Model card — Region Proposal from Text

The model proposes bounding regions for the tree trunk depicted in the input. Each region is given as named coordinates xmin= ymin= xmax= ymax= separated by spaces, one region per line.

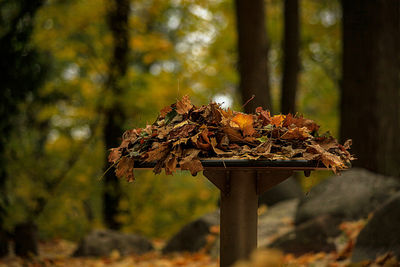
xmin=14 ymin=222 xmax=38 ymax=257
xmin=340 ymin=0 xmax=400 ymax=177
xmin=234 ymin=0 xmax=271 ymax=113
xmin=281 ymin=0 xmax=300 ymax=114
xmin=103 ymin=0 xmax=130 ymax=230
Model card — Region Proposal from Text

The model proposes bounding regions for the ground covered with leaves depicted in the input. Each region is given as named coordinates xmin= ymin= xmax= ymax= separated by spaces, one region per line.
xmin=108 ymin=96 xmax=354 ymax=181
xmin=1 ymin=220 xmax=398 ymax=267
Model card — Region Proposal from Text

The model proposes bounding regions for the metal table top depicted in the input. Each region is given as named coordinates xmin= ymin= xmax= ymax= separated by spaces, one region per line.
xmin=133 ymin=159 xmax=327 ymax=171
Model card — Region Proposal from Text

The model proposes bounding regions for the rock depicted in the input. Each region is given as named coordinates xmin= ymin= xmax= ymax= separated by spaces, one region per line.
xmin=258 ymin=199 xmax=299 ymax=247
xmin=259 ymin=177 xmax=303 ymax=206
xmin=352 ymin=192 xmax=400 ymax=262
xmin=162 ymin=211 xmax=219 ymax=254
xmin=296 ymin=168 xmax=400 ymax=224
xmin=270 ymin=215 xmax=341 ymax=255
xmin=73 ymin=230 xmax=153 ymax=257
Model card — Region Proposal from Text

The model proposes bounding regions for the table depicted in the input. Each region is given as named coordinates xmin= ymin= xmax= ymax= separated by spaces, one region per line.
xmin=136 ymin=159 xmax=325 ymax=267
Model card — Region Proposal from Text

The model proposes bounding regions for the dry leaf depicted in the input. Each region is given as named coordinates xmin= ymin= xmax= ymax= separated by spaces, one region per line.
xmin=115 ymin=157 xmax=135 ymax=182
xmin=281 ymin=127 xmax=311 ymax=140
xmin=271 ymin=114 xmax=286 ymax=127
xmin=230 ymin=113 xmax=256 ymax=136
xmin=176 ymin=95 xmax=193 ymax=115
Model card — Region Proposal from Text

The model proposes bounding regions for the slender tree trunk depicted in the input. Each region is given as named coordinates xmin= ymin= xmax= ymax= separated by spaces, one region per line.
xmin=103 ymin=0 xmax=130 ymax=230
xmin=281 ymin=0 xmax=300 ymax=114
xmin=340 ymin=0 xmax=400 ymax=177
xmin=234 ymin=0 xmax=271 ymax=113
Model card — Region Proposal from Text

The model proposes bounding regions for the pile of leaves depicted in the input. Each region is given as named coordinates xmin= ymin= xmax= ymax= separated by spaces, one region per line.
xmin=108 ymin=96 xmax=354 ymax=181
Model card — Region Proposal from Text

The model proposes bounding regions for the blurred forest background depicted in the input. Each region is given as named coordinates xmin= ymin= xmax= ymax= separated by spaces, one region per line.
xmin=0 ymin=0 xmax=399 ymax=259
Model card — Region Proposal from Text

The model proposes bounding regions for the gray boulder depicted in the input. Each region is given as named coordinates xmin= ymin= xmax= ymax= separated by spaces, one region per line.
xmin=162 ymin=211 xmax=219 ymax=254
xmin=259 ymin=177 xmax=303 ymax=206
xmin=352 ymin=192 xmax=400 ymax=262
xmin=296 ymin=168 xmax=400 ymax=224
xmin=74 ymin=229 xmax=153 ymax=257
xmin=270 ymin=215 xmax=341 ymax=255
xmin=258 ymin=199 xmax=299 ymax=247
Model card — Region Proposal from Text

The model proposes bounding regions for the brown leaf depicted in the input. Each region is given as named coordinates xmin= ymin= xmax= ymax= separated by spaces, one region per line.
xmin=144 ymin=143 xmax=170 ymax=162
xmin=230 ymin=113 xmax=256 ymax=136
xmin=256 ymin=107 xmax=271 ymax=126
xmin=306 ymin=144 xmax=345 ymax=172
xmin=280 ymin=127 xmax=311 ymax=140
xmin=179 ymin=149 xmax=203 ymax=176
xmin=108 ymin=148 xmax=121 ymax=163
xmin=169 ymin=123 xmax=197 ymax=139
xmin=254 ymin=141 xmax=272 ymax=155
xmin=210 ymin=137 xmax=232 ymax=156
xmin=222 ymin=126 xmax=245 ymax=143
xmin=115 ymin=157 xmax=135 ymax=182
xmin=165 ymin=154 xmax=178 ymax=175
xmin=283 ymin=114 xmax=320 ymax=132
xmin=315 ymin=136 xmax=338 ymax=151
xmin=176 ymin=95 xmax=193 ymax=115
xmin=343 ymin=139 xmax=352 ymax=150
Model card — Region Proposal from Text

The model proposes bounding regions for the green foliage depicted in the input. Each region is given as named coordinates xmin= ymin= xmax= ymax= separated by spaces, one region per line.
xmin=3 ymin=0 xmax=341 ymax=240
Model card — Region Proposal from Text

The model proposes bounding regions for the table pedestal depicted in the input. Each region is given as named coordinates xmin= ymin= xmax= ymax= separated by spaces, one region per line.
xmin=203 ymin=169 xmax=293 ymax=267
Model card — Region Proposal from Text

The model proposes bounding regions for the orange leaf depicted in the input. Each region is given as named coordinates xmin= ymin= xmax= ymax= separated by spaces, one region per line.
xmin=271 ymin=114 xmax=286 ymax=127
xmin=230 ymin=113 xmax=256 ymax=136
xmin=159 ymin=105 xmax=172 ymax=118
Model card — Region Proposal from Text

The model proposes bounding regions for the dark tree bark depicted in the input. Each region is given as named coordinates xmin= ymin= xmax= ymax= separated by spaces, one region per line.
xmin=14 ymin=222 xmax=38 ymax=258
xmin=103 ymin=0 xmax=130 ymax=230
xmin=340 ymin=0 xmax=400 ymax=177
xmin=281 ymin=0 xmax=300 ymax=114
xmin=234 ymin=0 xmax=271 ymax=113
xmin=0 ymin=0 xmax=46 ymax=257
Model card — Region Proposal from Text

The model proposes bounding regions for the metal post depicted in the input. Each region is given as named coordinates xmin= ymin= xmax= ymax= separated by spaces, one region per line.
xmin=220 ymin=170 xmax=257 ymax=267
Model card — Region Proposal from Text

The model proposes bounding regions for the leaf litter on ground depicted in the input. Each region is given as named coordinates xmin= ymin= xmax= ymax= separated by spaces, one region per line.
xmin=108 ymin=95 xmax=355 ymax=182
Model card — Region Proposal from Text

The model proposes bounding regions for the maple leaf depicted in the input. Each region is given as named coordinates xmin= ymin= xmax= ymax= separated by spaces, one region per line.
xmin=306 ymin=144 xmax=345 ymax=173
xmin=271 ymin=114 xmax=286 ymax=127
xmin=176 ymin=95 xmax=193 ymax=115
xmin=115 ymin=156 xmax=135 ymax=182
xmin=280 ymin=127 xmax=311 ymax=140
xmin=230 ymin=113 xmax=256 ymax=136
